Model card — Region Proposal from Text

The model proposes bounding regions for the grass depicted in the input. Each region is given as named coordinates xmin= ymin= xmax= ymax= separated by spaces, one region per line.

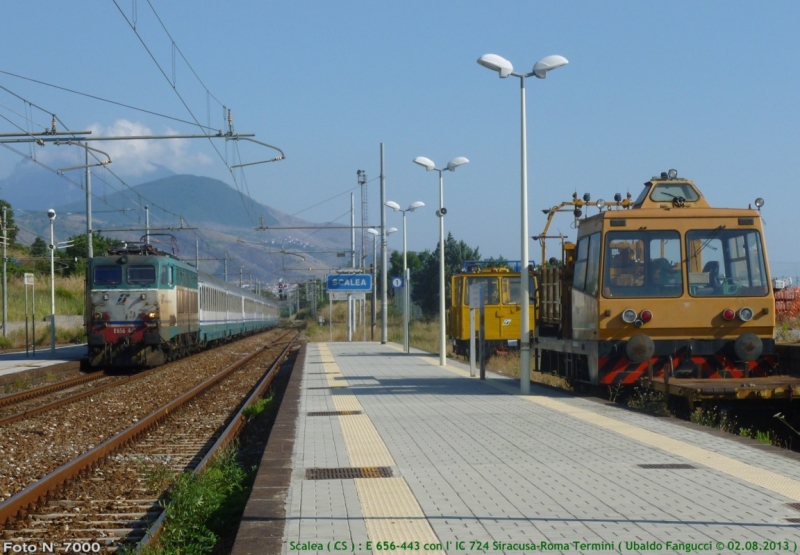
xmin=3 ymin=274 xmax=85 ymax=320
xmin=140 ymin=446 xmax=249 ymax=555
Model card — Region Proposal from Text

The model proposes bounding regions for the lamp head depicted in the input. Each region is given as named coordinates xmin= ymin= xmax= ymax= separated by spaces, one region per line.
xmin=413 ymin=156 xmax=436 ymax=171
xmin=408 ymin=201 xmax=425 ymax=212
xmin=532 ymin=55 xmax=569 ymax=79
xmin=477 ymin=54 xmax=513 ymax=78
xmin=446 ymin=157 xmax=469 ymax=171
xmin=367 ymin=228 xmax=380 ymax=236
xmin=47 ymin=209 xmax=56 ymax=221
xmin=385 ymin=201 xmax=401 ymax=211
xmin=387 ymin=227 xmax=398 ymax=235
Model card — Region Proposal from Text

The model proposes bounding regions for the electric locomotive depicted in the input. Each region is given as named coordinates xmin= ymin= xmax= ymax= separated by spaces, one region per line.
xmin=535 ymin=170 xmax=777 ymax=388
xmin=448 ymin=261 xmax=536 ymax=357
xmin=87 ymin=241 xmax=278 ymax=368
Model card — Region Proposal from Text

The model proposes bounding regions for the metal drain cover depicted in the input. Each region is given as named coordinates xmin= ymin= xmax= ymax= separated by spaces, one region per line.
xmin=307 ymin=411 xmax=362 ymax=417
xmin=305 ymin=467 xmax=393 ymax=480
xmin=637 ymin=464 xmax=697 ymax=469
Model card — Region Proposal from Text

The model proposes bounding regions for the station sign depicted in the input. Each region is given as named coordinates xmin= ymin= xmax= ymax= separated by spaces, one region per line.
xmin=327 ymin=274 xmax=372 ymax=291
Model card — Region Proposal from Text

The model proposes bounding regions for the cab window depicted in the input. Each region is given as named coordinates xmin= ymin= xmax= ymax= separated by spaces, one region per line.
xmin=93 ymin=265 xmax=122 ymax=286
xmin=128 ymin=265 xmax=156 ymax=285
xmin=465 ymin=276 xmax=500 ymax=306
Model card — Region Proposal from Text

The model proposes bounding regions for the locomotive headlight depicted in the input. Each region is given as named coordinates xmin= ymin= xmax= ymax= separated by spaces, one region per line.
xmin=738 ymin=307 xmax=754 ymax=322
xmin=93 ymin=312 xmax=103 ymax=321
xmin=596 ymin=199 xmax=606 ymax=210
xmin=141 ymin=311 xmax=159 ymax=320
xmin=722 ymin=308 xmax=736 ymax=321
xmin=622 ymin=309 xmax=637 ymax=324
xmin=668 ymin=169 xmax=678 ymax=179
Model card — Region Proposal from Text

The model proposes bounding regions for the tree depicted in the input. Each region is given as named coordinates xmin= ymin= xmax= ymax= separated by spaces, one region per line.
xmin=0 ymin=199 xmax=18 ymax=245
xmin=30 ymin=237 xmax=47 ymax=258
xmin=63 ymin=233 xmax=118 ymax=275
xmin=411 ymin=233 xmax=480 ymax=318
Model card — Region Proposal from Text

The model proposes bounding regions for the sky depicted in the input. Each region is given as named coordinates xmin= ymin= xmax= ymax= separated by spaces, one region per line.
xmin=1 ymin=1 xmax=800 ymax=279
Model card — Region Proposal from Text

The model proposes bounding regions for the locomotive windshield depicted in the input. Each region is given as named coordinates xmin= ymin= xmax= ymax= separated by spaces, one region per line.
xmin=601 ymin=230 xmax=683 ymax=298
xmin=127 ymin=265 xmax=157 ymax=285
xmin=93 ymin=265 xmax=123 ymax=286
xmin=686 ymin=229 xmax=768 ymax=297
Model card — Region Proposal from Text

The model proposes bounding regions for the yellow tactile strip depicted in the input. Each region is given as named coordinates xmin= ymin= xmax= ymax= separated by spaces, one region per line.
xmin=398 ymin=344 xmax=800 ymax=503
xmin=355 ymin=477 xmax=446 ymax=555
xmin=311 ymin=344 xmax=444 ymax=553
xmin=338 ymin=414 xmax=395 ymax=468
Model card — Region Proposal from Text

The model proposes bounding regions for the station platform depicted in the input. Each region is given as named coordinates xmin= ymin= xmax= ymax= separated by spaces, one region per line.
xmin=233 ymin=342 xmax=800 ymax=555
xmin=0 ymin=344 xmax=86 ymax=383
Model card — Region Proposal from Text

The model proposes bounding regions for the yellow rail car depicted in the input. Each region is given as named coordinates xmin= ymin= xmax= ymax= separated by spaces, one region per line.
xmin=536 ymin=170 xmax=782 ymax=393
xmin=448 ymin=261 xmax=536 ymax=357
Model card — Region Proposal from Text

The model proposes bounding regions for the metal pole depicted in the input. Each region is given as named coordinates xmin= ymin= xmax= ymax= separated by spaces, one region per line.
xmin=519 ymin=75 xmax=531 ymax=395
xmin=2 ymin=207 xmax=7 ymax=337
xmin=438 ymin=169 xmax=447 ymax=366
xmin=50 ymin=214 xmax=56 ymax=353
xmin=85 ymin=146 xmax=93 ymax=258
xmin=371 ymin=236 xmax=377 ymax=340
xmin=380 ymin=143 xmax=388 ymax=344
xmin=402 ymin=213 xmax=407 ymax=348
xmin=145 ymin=205 xmax=150 ymax=244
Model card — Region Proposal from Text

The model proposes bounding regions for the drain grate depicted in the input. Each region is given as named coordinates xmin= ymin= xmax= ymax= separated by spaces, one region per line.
xmin=788 ymin=503 xmax=800 ymax=512
xmin=308 ymin=410 xmax=362 ymax=417
xmin=306 ymin=467 xmax=393 ymax=480
xmin=786 ymin=518 xmax=800 ymax=523
xmin=637 ymin=464 xmax=697 ymax=469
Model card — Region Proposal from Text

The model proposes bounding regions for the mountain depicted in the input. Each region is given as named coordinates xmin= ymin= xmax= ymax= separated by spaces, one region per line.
xmin=5 ymin=171 xmax=355 ymax=283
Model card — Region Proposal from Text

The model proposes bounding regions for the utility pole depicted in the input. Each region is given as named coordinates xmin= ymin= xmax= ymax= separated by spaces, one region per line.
xmin=2 ymin=207 xmax=7 ymax=337
xmin=380 ymin=143 xmax=388 ymax=344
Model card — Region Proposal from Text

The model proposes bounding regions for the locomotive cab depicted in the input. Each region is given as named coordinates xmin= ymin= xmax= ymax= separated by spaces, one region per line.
xmin=536 ymin=170 xmax=776 ymax=386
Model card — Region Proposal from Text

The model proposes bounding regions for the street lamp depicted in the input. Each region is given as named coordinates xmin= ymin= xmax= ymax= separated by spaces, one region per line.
xmin=413 ymin=155 xmax=469 ymax=366
xmin=47 ymin=208 xmax=56 ymax=353
xmin=368 ymin=227 xmax=397 ymax=340
xmin=477 ymin=52 xmax=568 ymax=394
xmin=385 ymin=200 xmax=424 ymax=352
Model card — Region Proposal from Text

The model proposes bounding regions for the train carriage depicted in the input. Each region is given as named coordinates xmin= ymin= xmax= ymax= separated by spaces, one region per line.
xmin=88 ymin=242 xmax=279 ymax=368
xmin=535 ymin=170 xmax=778 ymax=387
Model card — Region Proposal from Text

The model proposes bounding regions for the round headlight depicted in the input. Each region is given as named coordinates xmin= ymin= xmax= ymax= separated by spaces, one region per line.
xmin=596 ymin=199 xmax=606 ymax=210
xmin=722 ymin=308 xmax=736 ymax=321
xmin=668 ymin=169 xmax=678 ymax=179
xmin=755 ymin=198 xmax=765 ymax=208
xmin=622 ymin=309 xmax=637 ymax=324
xmin=738 ymin=307 xmax=754 ymax=322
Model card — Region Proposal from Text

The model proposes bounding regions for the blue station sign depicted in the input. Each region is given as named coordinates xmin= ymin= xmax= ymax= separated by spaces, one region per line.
xmin=326 ymin=274 xmax=372 ymax=291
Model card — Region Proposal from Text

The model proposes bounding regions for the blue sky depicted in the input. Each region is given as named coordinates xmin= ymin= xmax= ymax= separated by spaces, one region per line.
xmin=2 ymin=1 xmax=799 ymax=279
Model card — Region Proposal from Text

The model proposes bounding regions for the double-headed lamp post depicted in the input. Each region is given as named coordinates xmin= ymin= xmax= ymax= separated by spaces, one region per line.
xmin=47 ymin=208 xmax=56 ymax=353
xmin=477 ymin=52 xmax=568 ymax=395
xmin=413 ymin=155 xmax=469 ymax=366
xmin=385 ymin=200 xmax=424 ymax=353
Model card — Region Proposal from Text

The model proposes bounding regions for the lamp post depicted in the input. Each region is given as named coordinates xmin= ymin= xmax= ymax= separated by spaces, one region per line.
xmin=368 ymin=227 xmax=397 ymax=341
xmin=413 ymin=155 xmax=469 ymax=366
xmin=477 ymin=52 xmax=568 ymax=394
xmin=385 ymin=200 xmax=424 ymax=353
xmin=47 ymin=209 xmax=56 ymax=353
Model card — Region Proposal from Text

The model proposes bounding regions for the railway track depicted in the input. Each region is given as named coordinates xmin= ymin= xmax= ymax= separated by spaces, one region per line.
xmin=0 ymin=329 xmax=300 ymax=551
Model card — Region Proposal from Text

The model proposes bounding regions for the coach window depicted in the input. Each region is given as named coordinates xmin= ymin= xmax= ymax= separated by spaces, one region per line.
xmin=502 ymin=277 xmax=519 ymax=304
xmin=573 ymin=236 xmax=589 ymax=292
xmin=93 ymin=265 xmax=122 ymax=286
xmin=128 ymin=265 xmax=156 ymax=285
